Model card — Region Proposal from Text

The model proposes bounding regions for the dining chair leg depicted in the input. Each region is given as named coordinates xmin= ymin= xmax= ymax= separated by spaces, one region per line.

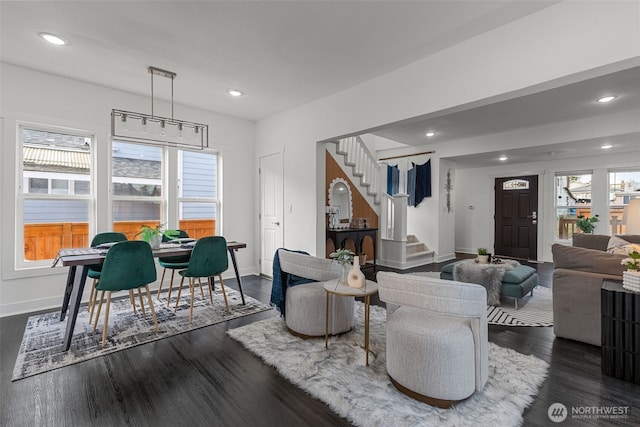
xmin=144 ymin=286 xmax=159 ymax=332
xmin=136 ymin=288 xmax=147 ymax=319
xmin=198 ymin=278 xmax=205 ymax=299
xmin=218 ymin=275 xmax=230 ymax=312
xmin=88 ymin=280 xmax=99 ymax=323
xmin=166 ymin=269 xmax=176 ymax=302
xmin=129 ymin=290 xmax=137 ymax=314
xmin=101 ymin=291 xmax=112 ymax=348
xmin=207 ymin=276 xmax=213 ymax=304
xmin=189 ymin=278 xmax=195 ymax=323
xmin=93 ymin=290 xmax=105 ymax=332
xmin=166 ymin=270 xmax=177 ymax=306
xmin=174 ymin=276 xmax=185 ymax=312
xmin=157 ymin=267 xmax=168 ymax=298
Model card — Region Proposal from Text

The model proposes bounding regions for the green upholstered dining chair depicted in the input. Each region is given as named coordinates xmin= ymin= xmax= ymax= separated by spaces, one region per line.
xmin=87 ymin=232 xmax=128 ymax=323
xmin=174 ymin=236 xmax=230 ymax=322
xmin=91 ymin=240 xmax=159 ymax=347
xmin=157 ymin=229 xmax=196 ymax=305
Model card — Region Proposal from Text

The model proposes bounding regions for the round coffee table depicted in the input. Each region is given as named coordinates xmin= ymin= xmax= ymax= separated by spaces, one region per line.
xmin=324 ymin=280 xmax=378 ymax=366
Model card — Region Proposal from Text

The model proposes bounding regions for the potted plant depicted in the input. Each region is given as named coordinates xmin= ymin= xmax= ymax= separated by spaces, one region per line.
xmin=576 ymin=214 xmax=599 ymax=234
xmin=329 ymin=248 xmax=355 ymax=285
xmin=477 ymin=248 xmax=490 ymax=264
xmin=135 ymin=224 xmax=180 ymax=249
xmin=621 ymin=246 xmax=640 ymax=292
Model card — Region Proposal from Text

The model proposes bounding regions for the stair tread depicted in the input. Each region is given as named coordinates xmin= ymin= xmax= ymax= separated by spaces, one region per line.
xmin=406 ymin=250 xmax=435 ymax=259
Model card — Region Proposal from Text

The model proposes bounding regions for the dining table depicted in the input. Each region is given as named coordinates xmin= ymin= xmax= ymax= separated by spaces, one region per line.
xmin=52 ymin=239 xmax=247 ymax=351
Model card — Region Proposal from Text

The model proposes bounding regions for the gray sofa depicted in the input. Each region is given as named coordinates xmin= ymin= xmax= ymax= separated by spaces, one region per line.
xmin=551 ymin=234 xmax=640 ymax=346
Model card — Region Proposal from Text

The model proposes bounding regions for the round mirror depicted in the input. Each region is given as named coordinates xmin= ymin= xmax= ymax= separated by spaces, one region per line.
xmin=328 ymin=178 xmax=352 ymax=228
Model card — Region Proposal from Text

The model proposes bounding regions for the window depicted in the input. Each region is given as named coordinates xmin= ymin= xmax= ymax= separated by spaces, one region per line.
xmin=555 ymin=172 xmax=592 ymax=240
xmin=609 ymin=169 xmax=640 ymax=234
xmin=111 ymin=141 xmax=163 ymax=239
xmin=178 ymin=150 xmax=218 ymax=237
xmin=19 ymin=126 xmax=93 ymax=264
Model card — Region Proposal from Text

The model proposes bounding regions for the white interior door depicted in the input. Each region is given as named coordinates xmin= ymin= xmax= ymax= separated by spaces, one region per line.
xmin=260 ymin=152 xmax=283 ymax=277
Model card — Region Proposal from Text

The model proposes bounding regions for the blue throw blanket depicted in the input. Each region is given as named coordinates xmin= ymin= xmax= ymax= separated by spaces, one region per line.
xmin=269 ymin=248 xmax=316 ymax=317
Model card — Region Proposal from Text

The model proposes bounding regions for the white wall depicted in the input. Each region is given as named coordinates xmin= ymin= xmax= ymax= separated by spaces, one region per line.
xmin=255 ymin=1 xmax=640 ymax=258
xmin=454 ymin=150 xmax=640 ymax=263
xmin=0 ymin=64 xmax=256 ymax=316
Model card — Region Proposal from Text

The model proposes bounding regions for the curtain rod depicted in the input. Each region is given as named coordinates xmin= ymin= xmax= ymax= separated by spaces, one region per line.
xmin=379 ymin=150 xmax=435 ymax=161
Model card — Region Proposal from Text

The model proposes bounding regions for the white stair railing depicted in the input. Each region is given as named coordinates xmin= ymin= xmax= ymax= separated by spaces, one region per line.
xmin=333 ymin=136 xmax=381 ymax=204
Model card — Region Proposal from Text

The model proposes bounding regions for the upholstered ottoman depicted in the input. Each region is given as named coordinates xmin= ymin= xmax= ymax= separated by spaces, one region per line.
xmin=285 ymin=281 xmax=354 ymax=338
xmin=440 ymin=261 xmax=538 ymax=309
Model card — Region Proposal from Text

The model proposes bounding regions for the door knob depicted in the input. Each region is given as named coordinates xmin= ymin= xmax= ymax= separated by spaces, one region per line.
xmin=273 ymin=221 xmax=280 ymax=226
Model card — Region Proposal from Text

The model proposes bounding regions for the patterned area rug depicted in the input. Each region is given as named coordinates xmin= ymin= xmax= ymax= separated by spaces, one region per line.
xmin=228 ymin=302 xmax=549 ymax=427
xmin=12 ymin=287 xmax=271 ymax=381
xmin=489 ymin=286 xmax=553 ymax=327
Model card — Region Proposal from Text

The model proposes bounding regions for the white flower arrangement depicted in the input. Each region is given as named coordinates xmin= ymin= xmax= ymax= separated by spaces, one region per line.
xmin=620 ymin=244 xmax=640 ymax=271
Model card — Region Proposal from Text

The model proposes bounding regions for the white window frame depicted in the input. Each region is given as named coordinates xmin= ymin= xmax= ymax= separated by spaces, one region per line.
xmin=554 ymin=170 xmax=593 ymax=241
xmin=176 ymin=148 xmax=221 ymax=235
xmin=16 ymin=122 xmax=95 ymax=269
xmin=111 ymin=140 xmax=165 ymax=227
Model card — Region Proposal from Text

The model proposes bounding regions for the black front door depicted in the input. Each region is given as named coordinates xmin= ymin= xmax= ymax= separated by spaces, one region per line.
xmin=494 ymin=175 xmax=538 ymax=260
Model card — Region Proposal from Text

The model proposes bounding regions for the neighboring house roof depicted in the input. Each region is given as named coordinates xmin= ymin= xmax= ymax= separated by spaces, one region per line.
xmin=23 ymin=145 xmax=160 ymax=179
xmin=23 ymin=145 xmax=90 ymax=171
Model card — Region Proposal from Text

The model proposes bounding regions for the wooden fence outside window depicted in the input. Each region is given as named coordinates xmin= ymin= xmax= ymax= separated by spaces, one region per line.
xmin=24 ymin=219 xmax=215 ymax=261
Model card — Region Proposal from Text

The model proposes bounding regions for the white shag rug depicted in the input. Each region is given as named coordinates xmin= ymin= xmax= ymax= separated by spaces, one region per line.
xmin=228 ymin=302 xmax=549 ymax=427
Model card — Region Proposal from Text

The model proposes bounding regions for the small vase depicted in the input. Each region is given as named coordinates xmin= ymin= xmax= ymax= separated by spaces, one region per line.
xmin=622 ymin=270 xmax=640 ymax=293
xmin=348 ymin=261 xmax=366 ymax=289
xmin=148 ymin=234 xmax=162 ymax=249
xmin=478 ymin=255 xmax=489 ymax=264
xmin=339 ymin=264 xmax=350 ymax=286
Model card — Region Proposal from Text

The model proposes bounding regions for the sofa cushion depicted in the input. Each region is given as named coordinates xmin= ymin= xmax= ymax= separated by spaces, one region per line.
xmin=552 ymin=243 xmax=626 ymax=276
xmin=573 ymin=234 xmax=640 ymax=251
xmin=606 ymin=236 xmax=640 ymax=255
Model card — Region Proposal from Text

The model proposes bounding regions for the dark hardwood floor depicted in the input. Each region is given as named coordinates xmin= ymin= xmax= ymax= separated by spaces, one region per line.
xmin=1 ymin=258 xmax=639 ymax=426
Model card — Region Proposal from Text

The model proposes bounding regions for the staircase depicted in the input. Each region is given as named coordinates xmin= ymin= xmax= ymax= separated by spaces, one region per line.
xmin=329 ymin=137 xmax=434 ymax=269
xmin=378 ymin=193 xmax=434 ymax=269
xmin=334 ymin=136 xmax=381 ymax=205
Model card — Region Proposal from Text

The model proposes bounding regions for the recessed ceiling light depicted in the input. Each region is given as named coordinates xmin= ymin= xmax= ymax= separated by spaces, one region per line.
xmin=499 ymin=155 xmax=508 ymax=161
xmin=425 ymin=131 xmax=436 ymax=137
xmin=601 ymin=143 xmax=613 ymax=149
xmin=228 ymin=89 xmax=243 ymax=97
xmin=596 ymin=95 xmax=616 ymax=103
xmin=39 ymin=32 xmax=68 ymax=46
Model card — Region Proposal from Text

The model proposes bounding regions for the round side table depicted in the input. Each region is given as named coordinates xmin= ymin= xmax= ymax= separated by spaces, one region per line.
xmin=324 ymin=280 xmax=378 ymax=366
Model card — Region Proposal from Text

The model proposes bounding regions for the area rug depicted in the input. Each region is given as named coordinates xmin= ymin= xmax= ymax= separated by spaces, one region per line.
xmin=228 ymin=302 xmax=549 ymax=427
xmin=489 ymin=286 xmax=553 ymax=327
xmin=12 ymin=287 xmax=271 ymax=381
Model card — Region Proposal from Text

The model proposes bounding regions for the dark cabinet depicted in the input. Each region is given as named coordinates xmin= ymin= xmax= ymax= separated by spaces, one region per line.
xmin=601 ymin=280 xmax=640 ymax=384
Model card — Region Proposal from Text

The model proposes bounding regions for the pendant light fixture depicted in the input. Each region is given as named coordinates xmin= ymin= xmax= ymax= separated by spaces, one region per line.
xmin=111 ymin=66 xmax=208 ymax=149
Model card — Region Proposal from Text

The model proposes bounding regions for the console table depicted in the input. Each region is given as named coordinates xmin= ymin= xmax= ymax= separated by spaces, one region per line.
xmin=601 ymin=280 xmax=640 ymax=384
xmin=326 ymin=228 xmax=377 ymax=270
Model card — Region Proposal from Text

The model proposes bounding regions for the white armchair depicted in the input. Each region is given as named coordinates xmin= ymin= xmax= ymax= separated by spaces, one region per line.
xmin=376 ymin=271 xmax=488 ymax=408
xmin=278 ymin=250 xmax=354 ymax=337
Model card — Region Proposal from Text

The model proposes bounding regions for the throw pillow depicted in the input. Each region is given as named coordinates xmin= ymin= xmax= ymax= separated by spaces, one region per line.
xmin=607 ymin=236 xmax=630 ymax=254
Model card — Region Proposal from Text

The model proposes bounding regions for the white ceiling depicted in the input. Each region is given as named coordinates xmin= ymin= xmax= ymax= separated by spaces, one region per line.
xmin=1 ymin=1 xmax=556 ymax=121
xmin=1 ymin=1 xmax=637 ymax=168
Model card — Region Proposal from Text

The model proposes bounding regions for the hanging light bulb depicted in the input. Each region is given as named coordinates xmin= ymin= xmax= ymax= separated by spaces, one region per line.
xmin=121 ymin=114 xmax=128 ymax=132
xmin=160 ymin=120 xmax=166 ymax=136
xmin=178 ymin=123 xmax=183 ymax=139
xmin=141 ymin=117 xmax=147 ymax=134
